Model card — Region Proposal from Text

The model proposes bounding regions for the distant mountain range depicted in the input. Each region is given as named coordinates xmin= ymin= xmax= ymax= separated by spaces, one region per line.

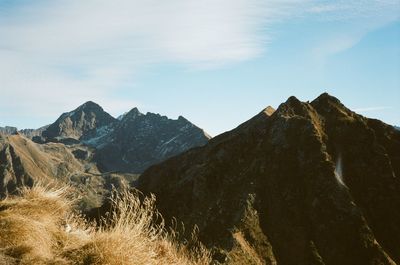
xmin=0 ymin=126 xmax=17 ymax=135
xmin=1 ymin=101 xmax=210 ymax=175
xmin=1 ymin=94 xmax=399 ymax=264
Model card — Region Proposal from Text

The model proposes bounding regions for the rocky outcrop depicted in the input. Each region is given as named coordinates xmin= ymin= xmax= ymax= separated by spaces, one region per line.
xmin=30 ymin=102 xmax=210 ymax=174
xmin=41 ymin=101 xmax=117 ymax=142
xmin=138 ymin=93 xmax=400 ymax=265
xmin=0 ymin=126 xmax=17 ymax=135
xmin=20 ymin=125 xmax=49 ymax=139
xmin=94 ymin=107 xmax=211 ymax=173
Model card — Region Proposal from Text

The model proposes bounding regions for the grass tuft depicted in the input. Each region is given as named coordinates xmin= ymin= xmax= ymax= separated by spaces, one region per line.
xmin=0 ymin=185 xmax=211 ymax=265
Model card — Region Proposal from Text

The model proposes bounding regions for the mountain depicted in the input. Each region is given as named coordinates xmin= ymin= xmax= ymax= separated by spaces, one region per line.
xmin=9 ymin=101 xmax=210 ymax=174
xmin=0 ymin=133 xmax=85 ymax=194
xmin=138 ymin=93 xmax=400 ymax=265
xmin=94 ymin=107 xmax=211 ymax=173
xmin=0 ymin=133 xmax=135 ymax=211
xmin=20 ymin=125 xmax=50 ymax=139
xmin=0 ymin=126 xmax=17 ymax=135
xmin=40 ymin=101 xmax=117 ymax=143
xmin=0 ymin=125 xmax=48 ymax=138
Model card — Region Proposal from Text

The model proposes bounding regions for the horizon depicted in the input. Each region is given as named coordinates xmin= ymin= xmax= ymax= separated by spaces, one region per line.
xmin=1 ymin=92 xmax=398 ymax=137
xmin=1 ymin=1 xmax=399 ymax=136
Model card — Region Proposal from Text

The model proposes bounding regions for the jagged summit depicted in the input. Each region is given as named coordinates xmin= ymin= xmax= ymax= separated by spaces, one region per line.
xmin=312 ymin=92 xmax=344 ymax=106
xmin=121 ymin=107 xmax=143 ymax=122
xmin=95 ymin=108 xmax=210 ymax=173
xmin=312 ymin=92 xmax=341 ymax=104
xmin=28 ymin=101 xmax=211 ymax=173
xmin=41 ymin=101 xmax=116 ymax=142
xmin=57 ymin=101 xmax=106 ymax=120
xmin=262 ymin=106 xmax=275 ymax=116
xmin=178 ymin=115 xmax=189 ymax=122
xmin=79 ymin=100 xmax=102 ymax=108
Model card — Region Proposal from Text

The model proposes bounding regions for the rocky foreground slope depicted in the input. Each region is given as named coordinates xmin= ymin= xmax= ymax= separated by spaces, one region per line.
xmin=138 ymin=93 xmax=400 ymax=265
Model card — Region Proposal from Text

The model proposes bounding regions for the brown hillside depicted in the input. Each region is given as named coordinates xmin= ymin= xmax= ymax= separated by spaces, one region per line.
xmin=138 ymin=93 xmax=400 ymax=265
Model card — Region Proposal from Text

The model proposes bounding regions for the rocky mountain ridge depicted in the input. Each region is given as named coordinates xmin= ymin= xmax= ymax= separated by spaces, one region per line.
xmin=138 ymin=93 xmax=400 ymax=265
xmin=0 ymin=126 xmax=17 ymax=135
xmin=1 ymin=101 xmax=210 ymax=176
xmin=94 ymin=107 xmax=211 ymax=173
xmin=1 ymin=94 xmax=399 ymax=264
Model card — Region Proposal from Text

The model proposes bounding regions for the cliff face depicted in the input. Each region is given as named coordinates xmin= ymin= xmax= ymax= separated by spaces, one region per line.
xmin=34 ymin=102 xmax=210 ymax=174
xmin=41 ymin=101 xmax=117 ymax=142
xmin=0 ymin=126 xmax=18 ymax=135
xmin=94 ymin=108 xmax=210 ymax=174
xmin=138 ymin=93 xmax=400 ymax=265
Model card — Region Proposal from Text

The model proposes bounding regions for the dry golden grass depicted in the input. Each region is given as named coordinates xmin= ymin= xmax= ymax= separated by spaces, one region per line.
xmin=228 ymin=232 xmax=264 ymax=265
xmin=0 ymin=185 xmax=211 ymax=265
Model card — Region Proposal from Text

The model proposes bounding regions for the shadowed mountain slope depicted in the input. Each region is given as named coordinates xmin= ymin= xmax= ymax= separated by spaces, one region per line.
xmin=94 ymin=107 xmax=211 ymax=173
xmin=138 ymin=93 xmax=400 ymax=265
xmin=32 ymin=102 xmax=210 ymax=174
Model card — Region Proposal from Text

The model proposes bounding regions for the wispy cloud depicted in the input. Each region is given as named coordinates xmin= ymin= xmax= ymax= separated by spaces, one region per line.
xmin=353 ymin=106 xmax=393 ymax=113
xmin=0 ymin=0 xmax=399 ymax=127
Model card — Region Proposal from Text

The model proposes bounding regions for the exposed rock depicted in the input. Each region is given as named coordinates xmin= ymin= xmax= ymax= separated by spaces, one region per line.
xmin=20 ymin=125 xmax=50 ymax=139
xmin=93 ymin=107 xmax=210 ymax=173
xmin=41 ymin=101 xmax=117 ymax=142
xmin=32 ymin=102 xmax=210 ymax=174
xmin=0 ymin=126 xmax=17 ymax=135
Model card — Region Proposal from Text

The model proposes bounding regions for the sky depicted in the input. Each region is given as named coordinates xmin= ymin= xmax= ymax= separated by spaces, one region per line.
xmin=0 ymin=0 xmax=399 ymax=136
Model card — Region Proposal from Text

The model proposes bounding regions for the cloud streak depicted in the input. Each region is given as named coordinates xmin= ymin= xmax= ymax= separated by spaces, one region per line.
xmin=353 ymin=106 xmax=393 ymax=113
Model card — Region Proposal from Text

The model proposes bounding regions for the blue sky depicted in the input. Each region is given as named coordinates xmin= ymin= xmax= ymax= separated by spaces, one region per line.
xmin=0 ymin=0 xmax=399 ymax=136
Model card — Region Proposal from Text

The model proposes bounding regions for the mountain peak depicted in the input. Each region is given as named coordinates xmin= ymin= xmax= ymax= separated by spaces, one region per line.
xmin=262 ymin=106 xmax=275 ymax=116
xmin=178 ymin=115 xmax=189 ymax=122
xmin=311 ymin=92 xmax=353 ymax=118
xmin=312 ymin=92 xmax=341 ymax=106
xmin=95 ymin=109 xmax=210 ymax=173
xmin=75 ymin=101 xmax=104 ymax=113
xmin=139 ymin=94 xmax=400 ymax=265
xmin=275 ymin=95 xmax=309 ymax=117
xmin=121 ymin=107 xmax=143 ymax=121
xmin=42 ymin=101 xmax=116 ymax=141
